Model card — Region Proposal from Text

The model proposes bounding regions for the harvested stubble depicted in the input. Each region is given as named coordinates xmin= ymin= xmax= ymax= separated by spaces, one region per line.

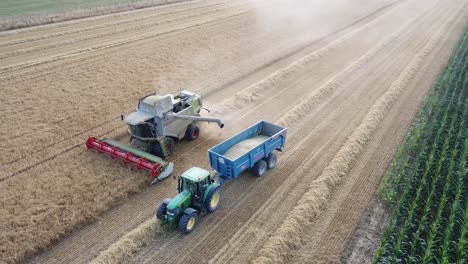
xmin=0 ymin=151 xmax=149 ymax=264
xmin=252 ymin=21 xmax=445 ymax=264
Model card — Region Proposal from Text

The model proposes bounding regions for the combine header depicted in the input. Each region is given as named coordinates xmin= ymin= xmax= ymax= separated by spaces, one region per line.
xmin=86 ymin=137 xmax=174 ymax=184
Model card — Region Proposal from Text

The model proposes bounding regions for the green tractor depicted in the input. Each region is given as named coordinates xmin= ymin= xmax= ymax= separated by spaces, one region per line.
xmin=156 ymin=167 xmax=222 ymax=234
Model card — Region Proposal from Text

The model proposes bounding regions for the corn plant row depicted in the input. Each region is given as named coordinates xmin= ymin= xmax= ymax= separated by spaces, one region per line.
xmin=378 ymin=29 xmax=468 ymax=202
xmin=373 ymin=27 xmax=468 ymax=263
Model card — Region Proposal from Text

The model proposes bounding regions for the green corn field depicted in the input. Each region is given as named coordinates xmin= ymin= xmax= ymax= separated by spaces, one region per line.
xmin=374 ymin=26 xmax=468 ymax=264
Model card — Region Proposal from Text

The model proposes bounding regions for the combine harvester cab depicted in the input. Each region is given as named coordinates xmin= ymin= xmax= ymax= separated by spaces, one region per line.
xmin=122 ymin=90 xmax=224 ymax=159
xmin=85 ymin=137 xmax=174 ymax=185
xmin=156 ymin=120 xmax=287 ymax=233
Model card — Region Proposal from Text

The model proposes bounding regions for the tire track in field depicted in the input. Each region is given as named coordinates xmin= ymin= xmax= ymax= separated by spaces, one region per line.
xmin=0 ymin=1 xmax=247 ymax=59
xmin=0 ymin=7 xmax=250 ymax=74
xmin=0 ymin=0 xmax=229 ymax=48
xmin=0 ymin=0 xmax=209 ymax=38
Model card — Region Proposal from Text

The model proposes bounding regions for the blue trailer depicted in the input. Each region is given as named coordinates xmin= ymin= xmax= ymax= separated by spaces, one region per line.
xmin=156 ymin=121 xmax=287 ymax=234
xmin=208 ymin=120 xmax=287 ymax=183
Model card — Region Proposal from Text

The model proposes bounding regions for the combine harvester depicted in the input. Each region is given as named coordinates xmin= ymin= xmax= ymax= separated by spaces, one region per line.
xmin=86 ymin=90 xmax=224 ymax=184
xmin=156 ymin=120 xmax=287 ymax=233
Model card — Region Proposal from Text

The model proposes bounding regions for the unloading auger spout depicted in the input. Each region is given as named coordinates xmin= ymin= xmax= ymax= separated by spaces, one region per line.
xmin=167 ymin=112 xmax=224 ymax=128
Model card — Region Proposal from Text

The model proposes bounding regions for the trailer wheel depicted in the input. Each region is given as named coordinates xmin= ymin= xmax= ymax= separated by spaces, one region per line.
xmin=205 ymin=186 xmax=222 ymax=213
xmin=185 ymin=125 xmax=200 ymax=141
xmin=265 ymin=153 xmax=277 ymax=169
xmin=156 ymin=198 xmax=171 ymax=220
xmin=178 ymin=208 xmax=199 ymax=234
xmin=253 ymin=160 xmax=268 ymax=177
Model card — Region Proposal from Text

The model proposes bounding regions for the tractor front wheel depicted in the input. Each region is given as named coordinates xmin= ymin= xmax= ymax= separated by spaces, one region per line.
xmin=205 ymin=186 xmax=222 ymax=213
xmin=185 ymin=125 xmax=200 ymax=141
xmin=156 ymin=198 xmax=171 ymax=220
xmin=178 ymin=208 xmax=199 ymax=234
xmin=253 ymin=160 xmax=268 ymax=177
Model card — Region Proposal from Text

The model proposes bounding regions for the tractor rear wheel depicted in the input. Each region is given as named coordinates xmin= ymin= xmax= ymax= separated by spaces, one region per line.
xmin=185 ymin=125 xmax=200 ymax=141
xmin=156 ymin=198 xmax=171 ymax=220
xmin=178 ymin=208 xmax=199 ymax=234
xmin=253 ymin=160 xmax=268 ymax=177
xmin=205 ymin=186 xmax=222 ymax=213
xmin=265 ymin=153 xmax=277 ymax=169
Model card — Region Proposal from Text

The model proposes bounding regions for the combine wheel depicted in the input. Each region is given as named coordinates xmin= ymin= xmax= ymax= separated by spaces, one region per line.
xmin=178 ymin=208 xmax=199 ymax=234
xmin=265 ymin=153 xmax=277 ymax=169
xmin=153 ymin=137 xmax=175 ymax=158
xmin=253 ymin=160 xmax=268 ymax=177
xmin=165 ymin=137 xmax=175 ymax=156
xmin=205 ymin=186 xmax=222 ymax=213
xmin=156 ymin=198 xmax=171 ymax=220
xmin=185 ymin=125 xmax=200 ymax=141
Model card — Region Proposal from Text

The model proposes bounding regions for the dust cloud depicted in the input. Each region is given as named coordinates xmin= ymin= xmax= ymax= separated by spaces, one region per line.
xmin=246 ymin=0 xmax=391 ymax=45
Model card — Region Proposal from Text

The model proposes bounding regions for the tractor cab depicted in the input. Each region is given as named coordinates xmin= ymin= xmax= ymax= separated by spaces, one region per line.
xmin=157 ymin=166 xmax=222 ymax=234
xmin=178 ymin=167 xmax=212 ymax=199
